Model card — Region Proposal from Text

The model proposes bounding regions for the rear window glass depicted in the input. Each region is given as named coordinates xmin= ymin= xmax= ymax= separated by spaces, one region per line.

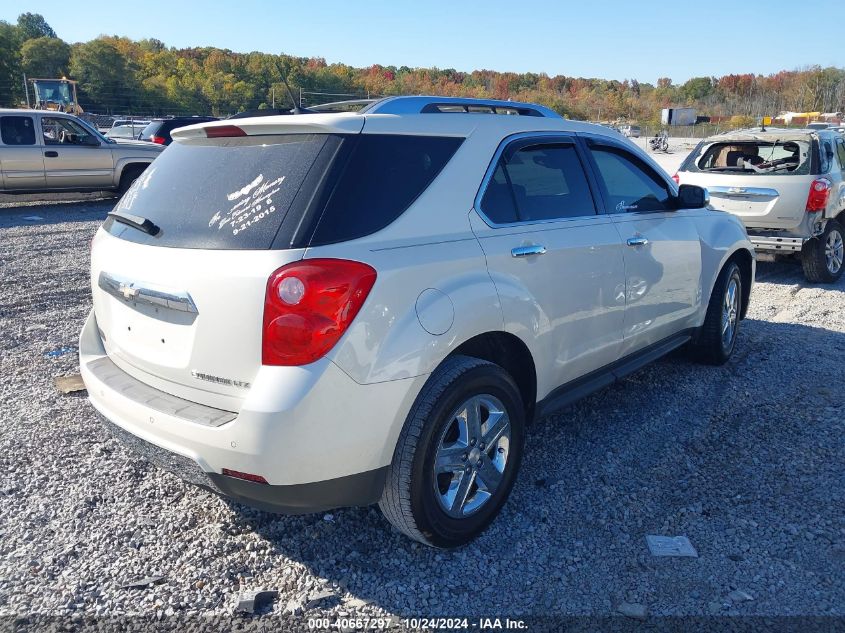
xmin=104 ymin=133 xmax=463 ymax=249
xmin=139 ymin=122 xmax=160 ymax=139
xmin=310 ymin=134 xmax=463 ymax=245
xmin=1 ymin=116 xmax=36 ymax=146
xmin=105 ymin=134 xmax=334 ymax=249
xmin=687 ymin=140 xmax=811 ymax=175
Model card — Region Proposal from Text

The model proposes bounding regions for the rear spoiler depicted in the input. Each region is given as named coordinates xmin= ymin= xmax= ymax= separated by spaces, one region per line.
xmin=171 ymin=113 xmax=364 ymax=141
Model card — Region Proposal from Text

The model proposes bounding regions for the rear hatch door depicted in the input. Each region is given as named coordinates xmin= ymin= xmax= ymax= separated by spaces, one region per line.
xmin=91 ymin=120 xmax=361 ymax=410
xmin=678 ymin=136 xmax=815 ymax=230
xmin=680 ymin=171 xmax=812 ymax=230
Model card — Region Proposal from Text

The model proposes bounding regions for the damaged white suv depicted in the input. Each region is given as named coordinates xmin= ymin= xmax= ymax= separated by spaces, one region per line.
xmin=677 ymin=128 xmax=845 ymax=282
xmin=80 ymin=96 xmax=754 ymax=547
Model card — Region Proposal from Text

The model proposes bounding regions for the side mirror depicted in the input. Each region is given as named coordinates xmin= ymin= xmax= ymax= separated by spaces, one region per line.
xmin=82 ymin=135 xmax=100 ymax=147
xmin=676 ymin=184 xmax=709 ymax=209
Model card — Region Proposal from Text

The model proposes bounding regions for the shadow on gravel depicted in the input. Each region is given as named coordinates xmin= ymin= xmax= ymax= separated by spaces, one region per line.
xmin=0 ymin=199 xmax=114 ymax=229
xmin=223 ymin=318 xmax=845 ymax=617
xmin=755 ymin=259 xmax=845 ymax=293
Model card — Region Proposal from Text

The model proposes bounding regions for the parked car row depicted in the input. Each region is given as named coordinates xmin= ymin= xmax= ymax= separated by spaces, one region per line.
xmin=79 ymin=96 xmax=754 ymax=548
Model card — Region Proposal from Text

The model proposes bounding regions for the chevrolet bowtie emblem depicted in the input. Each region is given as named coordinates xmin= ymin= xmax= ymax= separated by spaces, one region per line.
xmin=119 ymin=283 xmax=139 ymax=300
xmin=728 ymin=187 xmax=746 ymax=194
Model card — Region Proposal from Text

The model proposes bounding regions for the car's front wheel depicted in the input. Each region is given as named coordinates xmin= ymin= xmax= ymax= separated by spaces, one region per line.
xmin=379 ymin=355 xmax=525 ymax=548
xmin=801 ymin=219 xmax=844 ymax=283
xmin=690 ymin=261 xmax=743 ymax=365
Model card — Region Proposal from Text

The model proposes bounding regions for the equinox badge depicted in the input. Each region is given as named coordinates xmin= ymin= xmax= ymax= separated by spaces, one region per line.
xmin=191 ymin=370 xmax=251 ymax=389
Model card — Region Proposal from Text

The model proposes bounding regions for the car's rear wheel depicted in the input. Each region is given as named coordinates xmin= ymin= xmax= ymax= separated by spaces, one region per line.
xmin=117 ymin=165 xmax=147 ymax=195
xmin=801 ymin=219 xmax=844 ymax=283
xmin=690 ymin=261 xmax=742 ymax=365
xmin=379 ymin=355 xmax=525 ymax=548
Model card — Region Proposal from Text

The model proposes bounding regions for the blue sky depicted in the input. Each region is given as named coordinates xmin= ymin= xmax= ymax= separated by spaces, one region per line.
xmin=4 ymin=1 xmax=842 ymax=83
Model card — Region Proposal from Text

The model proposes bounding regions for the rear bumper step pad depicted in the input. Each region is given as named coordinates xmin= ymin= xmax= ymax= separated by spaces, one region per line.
xmin=86 ymin=356 xmax=236 ymax=428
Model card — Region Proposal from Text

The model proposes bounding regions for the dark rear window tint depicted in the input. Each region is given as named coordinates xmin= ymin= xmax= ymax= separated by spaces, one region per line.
xmin=105 ymin=134 xmax=334 ymax=249
xmin=309 ymin=134 xmax=463 ymax=245
xmin=1 ymin=116 xmax=36 ymax=146
xmin=139 ymin=122 xmax=161 ymax=139
xmin=104 ymin=133 xmax=462 ymax=250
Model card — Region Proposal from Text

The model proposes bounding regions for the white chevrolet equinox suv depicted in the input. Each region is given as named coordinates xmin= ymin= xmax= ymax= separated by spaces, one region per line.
xmin=80 ymin=96 xmax=755 ymax=547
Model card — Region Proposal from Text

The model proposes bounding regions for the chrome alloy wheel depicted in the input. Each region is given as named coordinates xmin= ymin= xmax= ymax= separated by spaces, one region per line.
xmin=432 ymin=394 xmax=511 ymax=518
xmin=825 ymin=229 xmax=844 ymax=275
xmin=722 ymin=277 xmax=739 ymax=349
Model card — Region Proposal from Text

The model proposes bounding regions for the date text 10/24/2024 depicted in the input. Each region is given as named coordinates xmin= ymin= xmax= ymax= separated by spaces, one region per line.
xmin=307 ymin=617 xmax=528 ymax=630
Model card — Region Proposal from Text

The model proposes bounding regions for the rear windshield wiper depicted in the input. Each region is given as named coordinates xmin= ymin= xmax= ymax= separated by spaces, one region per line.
xmin=107 ymin=211 xmax=161 ymax=236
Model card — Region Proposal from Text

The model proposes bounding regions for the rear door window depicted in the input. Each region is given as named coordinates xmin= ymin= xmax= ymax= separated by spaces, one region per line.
xmin=478 ymin=140 xmax=596 ymax=224
xmin=0 ymin=116 xmax=36 ymax=145
xmin=820 ymin=141 xmax=833 ymax=173
xmin=836 ymin=139 xmax=845 ymax=169
xmin=105 ymin=134 xmax=336 ymax=249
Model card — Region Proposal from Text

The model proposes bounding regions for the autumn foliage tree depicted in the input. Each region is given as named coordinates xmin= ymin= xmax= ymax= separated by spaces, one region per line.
xmin=0 ymin=13 xmax=843 ymax=121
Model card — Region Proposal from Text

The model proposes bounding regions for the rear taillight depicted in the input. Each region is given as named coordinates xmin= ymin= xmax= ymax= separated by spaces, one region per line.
xmin=806 ymin=178 xmax=831 ymax=212
xmin=204 ymin=125 xmax=246 ymax=138
xmin=149 ymin=135 xmax=166 ymax=145
xmin=672 ymin=173 xmax=680 ymax=185
xmin=262 ymin=259 xmax=377 ymax=366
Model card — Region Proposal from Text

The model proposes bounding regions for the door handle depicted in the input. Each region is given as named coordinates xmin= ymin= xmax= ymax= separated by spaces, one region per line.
xmin=44 ymin=151 xmax=58 ymax=158
xmin=626 ymin=236 xmax=649 ymax=247
xmin=511 ymin=245 xmax=547 ymax=258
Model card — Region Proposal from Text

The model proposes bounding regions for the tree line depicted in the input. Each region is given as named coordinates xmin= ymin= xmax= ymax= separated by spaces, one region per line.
xmin=1 ymin=13 xmax=844 ymax=124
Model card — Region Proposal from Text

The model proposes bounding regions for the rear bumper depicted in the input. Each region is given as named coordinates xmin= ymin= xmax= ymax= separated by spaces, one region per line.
xmin=98 ymin=414 xmax=386 ymax=514
xmin=79 ymin=310 xmax=424 ymax=513
xmin=749 ymin=234 xmax=806 ymax=253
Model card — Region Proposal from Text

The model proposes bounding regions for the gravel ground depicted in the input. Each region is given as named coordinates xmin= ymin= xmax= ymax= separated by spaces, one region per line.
xmin=0 ymin=194 xmax=843 ymax=629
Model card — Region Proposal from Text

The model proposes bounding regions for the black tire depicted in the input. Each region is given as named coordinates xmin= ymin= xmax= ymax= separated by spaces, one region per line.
xmin=379 ymin=355 xmax=525 ymax=548
xmin=689 ymin=262 xmax=742 ymax=365
xmin=801 ymin=219 xmax=844 ymax=284
xmin=117 ymin=165 xmax=147 ymax=195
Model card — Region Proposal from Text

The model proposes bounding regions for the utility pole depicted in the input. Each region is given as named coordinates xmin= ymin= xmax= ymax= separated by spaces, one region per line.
xmin=23 ymin=73 xmax=30 ymax=108
xmin=271 ymin=86 xmax=275 ymax=108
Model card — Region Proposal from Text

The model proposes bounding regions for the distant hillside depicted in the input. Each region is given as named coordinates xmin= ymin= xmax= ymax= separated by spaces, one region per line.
xmin=1 ymin=13 xmax=843 ymax=124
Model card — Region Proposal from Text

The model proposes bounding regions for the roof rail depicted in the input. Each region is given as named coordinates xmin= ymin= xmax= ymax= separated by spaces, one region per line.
xmin=360 ymin=96 xmax=561 ymax=119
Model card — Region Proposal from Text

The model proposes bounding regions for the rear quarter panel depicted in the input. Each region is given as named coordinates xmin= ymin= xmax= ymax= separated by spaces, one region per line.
xmin=310 ymin=232 xmax=502 ymax=385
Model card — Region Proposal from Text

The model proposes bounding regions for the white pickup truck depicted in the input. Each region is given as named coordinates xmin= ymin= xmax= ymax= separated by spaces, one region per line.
xmin=677 ymin=128 xmax=845 ymax=282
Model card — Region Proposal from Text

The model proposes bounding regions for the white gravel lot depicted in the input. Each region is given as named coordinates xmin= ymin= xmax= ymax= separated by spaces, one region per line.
xmin=0 ymin=189 xmax=843 ymax=630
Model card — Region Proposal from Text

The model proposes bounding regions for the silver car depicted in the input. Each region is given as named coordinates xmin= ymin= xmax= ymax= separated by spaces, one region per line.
xmin=619 ymin=124 xmax=641 ymax=138
xmin=0 ymin=109 xmax=164 ymax=195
